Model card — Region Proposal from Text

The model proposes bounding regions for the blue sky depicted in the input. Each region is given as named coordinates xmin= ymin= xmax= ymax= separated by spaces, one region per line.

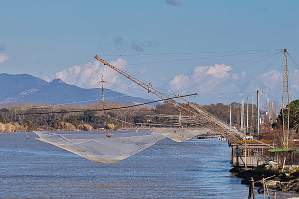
xmin=0 ymin=0 xmax=299 ymax=104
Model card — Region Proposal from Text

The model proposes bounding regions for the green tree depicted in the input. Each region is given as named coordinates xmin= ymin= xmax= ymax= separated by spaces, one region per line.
xmin=278 ymin=99 xmax=299 ymax=132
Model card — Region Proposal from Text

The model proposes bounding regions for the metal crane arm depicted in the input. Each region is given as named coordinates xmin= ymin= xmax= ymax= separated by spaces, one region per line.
xmin=94 ymin=54 xmax=246 ymax=142
xmin=95 ymin=55 xmax=166 ymax=100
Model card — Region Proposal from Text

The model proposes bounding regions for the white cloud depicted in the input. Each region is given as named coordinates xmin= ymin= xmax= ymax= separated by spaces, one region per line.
xmin=0 ymin=52 xmax=8 ymax=64
xmin=259 ymin=70 xmax=281 ymax=91
xmin=55 ymin=58 xmax=129 ymax=92
xmin=169 ymin=74 xmax=190 ymax=91
xmin=206 ymin=64 xmax=232 ymax=78
xmin=169 ymin=63 xmax=299 ymax=104
xmin=291 ymin=69 xmax=299 ymax=92
xmin=262 ymin=69 xmax=299 ymax=97
xmin=170 ymin=64 xmax=234 ymax=93
xmin=250 ymin=69 xmax=299 ymax=102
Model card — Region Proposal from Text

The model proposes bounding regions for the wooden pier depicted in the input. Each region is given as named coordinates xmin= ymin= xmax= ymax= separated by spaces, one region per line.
xmin=231 ymin=142 xmax=270 ymax=167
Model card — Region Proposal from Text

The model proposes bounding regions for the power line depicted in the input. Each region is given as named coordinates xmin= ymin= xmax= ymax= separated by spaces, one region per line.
xmin=288 ymin=52 xmax=299 ymax=69
xmin=104 ymin=49 xmax=278 ymax=57
xmin=105 ymin=51 xmax=280 ymax=67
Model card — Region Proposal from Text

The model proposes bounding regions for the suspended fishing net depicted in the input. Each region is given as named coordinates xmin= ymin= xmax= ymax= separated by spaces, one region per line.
xmin=34 ymin=127 xmax=211 ymax=163
xmin=152 ymin=128 xmax=211 ymax=142
xmin=34 ymin=131 xmax=165 ymax=164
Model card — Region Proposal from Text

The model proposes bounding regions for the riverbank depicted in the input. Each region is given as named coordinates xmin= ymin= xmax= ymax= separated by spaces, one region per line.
xmin=231 ymin=164 xmax=299 ymax=193
xmin=0 ymin=122 xmax=103 ymax=133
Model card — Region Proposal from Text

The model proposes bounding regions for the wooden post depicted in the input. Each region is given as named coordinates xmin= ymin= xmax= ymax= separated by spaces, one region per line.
xmin=248 ymin=177 xmax=256 ymax=199
xmin=263 ymin=178 xmax=266 ymax=199
xmin=273 ymin=191 xmax=277 ymax=199
xmin=231 ymin=146 xmax=234 ymax=165
xmin=244 ymin=143 xmax=247 ymax=168
xmin=282 ymin=154 xmax=286 ymax=172
xmin=236 ymin=146 xmax=240 ymax=167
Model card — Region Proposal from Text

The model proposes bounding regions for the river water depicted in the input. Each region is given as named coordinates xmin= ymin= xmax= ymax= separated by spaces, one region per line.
xmin=0 ymin=132 xmax=297 ymax=199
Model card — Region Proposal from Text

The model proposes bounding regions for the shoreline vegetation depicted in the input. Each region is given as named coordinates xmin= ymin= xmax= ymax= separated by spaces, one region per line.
xmin=0 ymin=102 xmax=252 ymax=133
xmin=0 ymin=121 xmax=98 ymax=133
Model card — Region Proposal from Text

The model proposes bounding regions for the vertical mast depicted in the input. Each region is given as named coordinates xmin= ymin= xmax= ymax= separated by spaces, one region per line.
xmin=178 ymin=111 xmax=182 ymax=127
xmin=257 ymin=90 xmax=260 ymax=135
xmin=246 ymin=96 xmax=249 ymax=134
xmin=251 ymin=95 xmax=254 ymax=133
xmin=241 ymin=100 xmax=244 ymax=131
xmin=282 ymin=48 xmax=290 ymax=148
xmin=99 ymin=75 xmax=106 ymax=112
xmin=229 ymin=104 xmax=232 ymax=128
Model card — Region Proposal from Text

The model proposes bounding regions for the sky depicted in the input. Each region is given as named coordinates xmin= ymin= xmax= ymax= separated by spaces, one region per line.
xmin=0 ymin=0 xmax=299 ymax=104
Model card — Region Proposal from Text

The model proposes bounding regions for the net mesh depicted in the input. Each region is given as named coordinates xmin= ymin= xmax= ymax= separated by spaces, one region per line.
xmin=35 ymin=131 xmax=165 ymax=163
xmin=34 ymin=128 xmax=211 ymax=164
xmin=152 ymin=128 xmax=211 ymax=142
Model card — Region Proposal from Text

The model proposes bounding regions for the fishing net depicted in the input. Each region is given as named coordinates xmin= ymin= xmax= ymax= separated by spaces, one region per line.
xmin=35 ymin=131 xmax=165 ymax=164
xmin=152 ymin=128 xmax=211 ymax=142
xmin=34 ymin=128 xmax=211 ymax=164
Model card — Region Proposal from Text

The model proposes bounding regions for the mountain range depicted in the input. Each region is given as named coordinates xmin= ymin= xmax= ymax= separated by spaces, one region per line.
xmin=0 ymin=73 xmax=148 ymax=105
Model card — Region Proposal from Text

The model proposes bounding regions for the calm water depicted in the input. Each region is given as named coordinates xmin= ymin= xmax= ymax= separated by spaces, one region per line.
xmin=0 ymin=132 xmax=297 ymax=199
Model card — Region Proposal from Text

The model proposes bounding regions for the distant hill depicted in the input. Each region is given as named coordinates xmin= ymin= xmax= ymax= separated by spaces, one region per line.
xmin=0 ymin=73 xmax=149 ymax=105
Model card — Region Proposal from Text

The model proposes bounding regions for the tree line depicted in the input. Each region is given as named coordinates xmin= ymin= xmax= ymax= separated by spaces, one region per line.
xmin=0 ymin=100 xmax=298 ymax=132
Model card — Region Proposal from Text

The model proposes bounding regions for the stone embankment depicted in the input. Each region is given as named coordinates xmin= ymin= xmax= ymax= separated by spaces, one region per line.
xmin=231 ymin=163 xmax=299 ymax=193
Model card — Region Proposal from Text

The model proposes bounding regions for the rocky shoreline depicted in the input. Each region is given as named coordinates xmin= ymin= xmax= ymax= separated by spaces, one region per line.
xmin=230 ymin=164 xmax=299 ymax=193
